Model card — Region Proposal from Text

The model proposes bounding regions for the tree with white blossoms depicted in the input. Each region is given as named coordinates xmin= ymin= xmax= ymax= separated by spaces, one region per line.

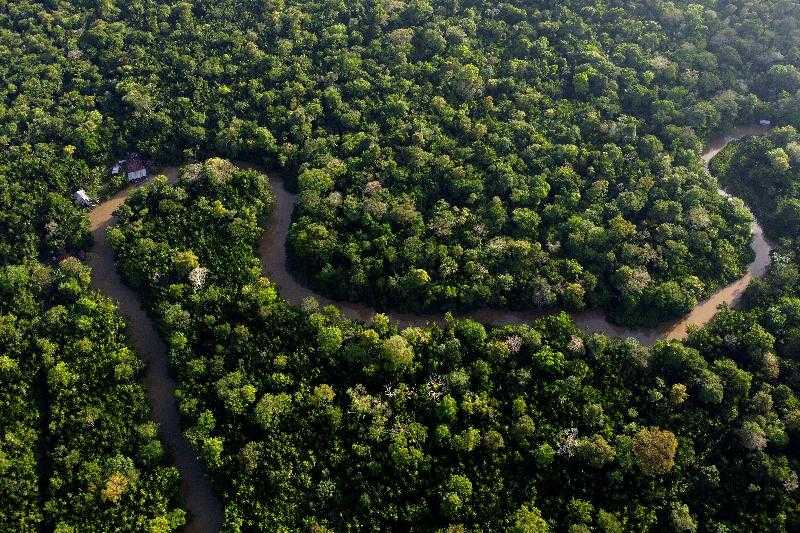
xmin=363 ymin=180 xmax=382 ymax=195
xmin=188 ymin=266 xmax=209 ymax=290
xmin=557 ymin=428 xmax=579 ymax=458
xmin=739 ymin=420 xmax=768 ymax=451
xmin=505 ymin=335 xmax=523 ymax=354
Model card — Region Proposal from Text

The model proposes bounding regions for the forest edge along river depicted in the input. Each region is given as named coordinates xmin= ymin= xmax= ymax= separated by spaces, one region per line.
xmin=86 ymin=166 xmax=223 ymax=533
xmin=85 ymin=126 xmax=772 ymax=531
xmin=259 ymin=124 xmax=775 ymax=344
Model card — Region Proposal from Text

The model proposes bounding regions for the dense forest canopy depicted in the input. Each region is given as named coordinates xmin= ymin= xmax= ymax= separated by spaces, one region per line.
xmin=0 ymin=0 xmax=799 ymax=531
xmin=1 ymin=0 xmax=799 ymax=323
xmin=0 ymin=260 xmax=184 ymax=531
xmin=110 ymin=159 xmax=800 ymax=531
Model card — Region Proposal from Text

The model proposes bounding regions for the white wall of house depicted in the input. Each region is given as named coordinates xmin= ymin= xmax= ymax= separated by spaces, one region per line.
xmin=74 ymin=189 xmax=93 ymax=207
xmin=127 ymin=169 xmax=147 ymax=182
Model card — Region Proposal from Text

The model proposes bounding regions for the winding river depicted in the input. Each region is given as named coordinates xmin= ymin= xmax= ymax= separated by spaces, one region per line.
xmin=85 ymin=126 xmax=770 ymax=531
xmin=87 ymin=167 xmax=223 ymax=533
xmin=260 ymin=125 xmax=774 ymax=344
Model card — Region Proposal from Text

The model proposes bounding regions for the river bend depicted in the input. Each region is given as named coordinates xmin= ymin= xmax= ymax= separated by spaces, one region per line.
xmin=259 ymin=125 xmax=773 ymax=344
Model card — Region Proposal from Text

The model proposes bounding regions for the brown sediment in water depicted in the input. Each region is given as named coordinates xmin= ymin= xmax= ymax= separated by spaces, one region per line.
xmin=82 ymin=126 xmax=770 ymax=531
xmin=86 ymin=168 xmax=223 ymax=533
xmin=660 ymin=125 xmax=774 ymax=341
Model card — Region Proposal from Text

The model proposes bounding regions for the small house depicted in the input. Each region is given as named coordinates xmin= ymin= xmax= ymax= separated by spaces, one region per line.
xmin=110 ymin=153 xmax=150 ymax=183
xmin=759 ymin=119 xmax=772 ymax=126
xmin=73 ymin=189 xmax=95 ymax=208
xmin=126 ymin=159 xmax=148 ymax=182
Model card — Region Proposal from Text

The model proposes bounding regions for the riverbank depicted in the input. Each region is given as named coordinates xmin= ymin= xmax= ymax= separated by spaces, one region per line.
xmin=259 ymin=125 xmax=773 ymax=344
xmin=86 ymin=168 xmax=223 ymax=533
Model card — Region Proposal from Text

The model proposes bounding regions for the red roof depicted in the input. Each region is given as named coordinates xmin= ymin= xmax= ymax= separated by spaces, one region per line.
xmin=127 ymin=160 xmax=146 ymax=172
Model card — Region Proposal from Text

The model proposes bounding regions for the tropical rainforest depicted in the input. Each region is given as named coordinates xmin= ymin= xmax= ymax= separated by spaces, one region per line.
xmin=0 ymin=259 xmax=185 ymax=531
xmin=0 ymin=0 xmax=799 ymax=531
xmin=111 ymin=157 xmax=800 ymax=531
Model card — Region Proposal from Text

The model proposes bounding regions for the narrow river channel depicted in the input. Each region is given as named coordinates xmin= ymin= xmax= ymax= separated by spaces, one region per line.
xmin=86 ymin=168 xmax=223 ymax=533
xmin=259 ymin=125 xmax=774 ymax=344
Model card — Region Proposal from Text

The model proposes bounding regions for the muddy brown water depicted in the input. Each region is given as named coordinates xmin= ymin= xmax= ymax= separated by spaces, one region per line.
xmin=87 ymin=168 xmax=223 ymax=533
xmin=84 ymin=127 xmax=770 ymax=531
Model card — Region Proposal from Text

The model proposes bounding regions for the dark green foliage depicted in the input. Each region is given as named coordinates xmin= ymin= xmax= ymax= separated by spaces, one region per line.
xmin=0 ymin=148 xmax=94 ymax=265
xmin=0 ymin=261 xmax=184 ymax=531
xmin=0 ymin=266 xmax=42 ymax=530
xmin=112 ymin=161 xmax=800 ymax=531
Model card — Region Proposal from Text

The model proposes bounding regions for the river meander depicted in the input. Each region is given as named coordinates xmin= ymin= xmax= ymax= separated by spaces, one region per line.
xmin=85 ymin=125 xmax=771 ymax=531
